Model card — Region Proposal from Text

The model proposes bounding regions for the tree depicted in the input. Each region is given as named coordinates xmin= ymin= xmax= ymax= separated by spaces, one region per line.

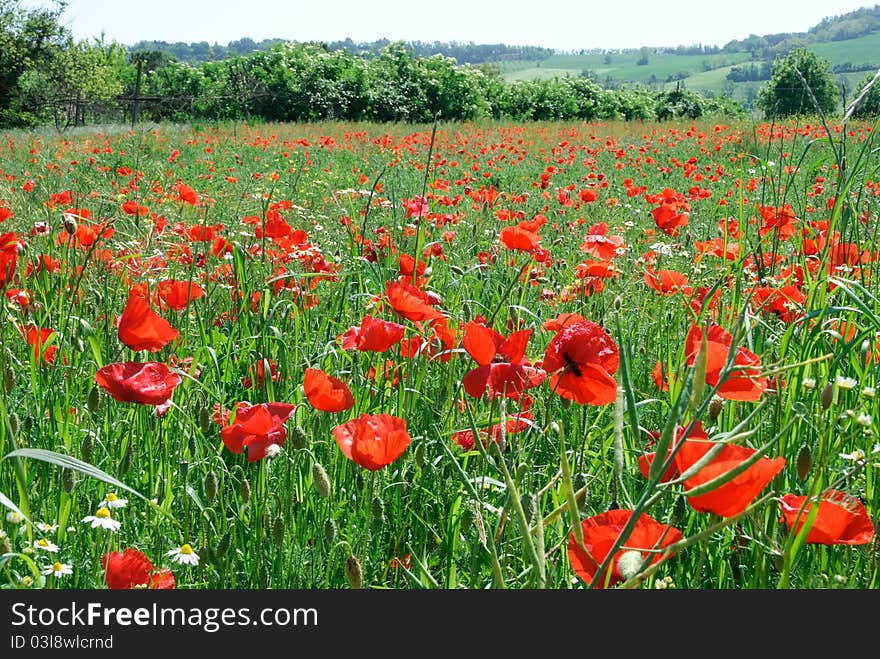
xmin=757 ymin=48 xmax=838 ymax=118
xmin=0 ymin=0 xmax=69 ymax=126
xmin=847 ymin=70 xmax=880 ymax=119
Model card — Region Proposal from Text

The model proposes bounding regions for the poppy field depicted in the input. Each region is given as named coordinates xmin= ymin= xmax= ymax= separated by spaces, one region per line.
xmin=0 ymin=116 xmax=878 ymax=590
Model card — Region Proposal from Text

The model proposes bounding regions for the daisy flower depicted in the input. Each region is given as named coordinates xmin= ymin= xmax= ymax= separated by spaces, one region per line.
xmin=82 ymin=507 xmax=121 ymax=532
xmin=100 ymin=492 xmax=128 ymax=509
xmin=33 ymin=538 xmax=59 ymax=553
xmin=167 ymin=543 xmax=200 ymax=566
xmin=42 ymin=562 xmax=73 ymax=578
xmin=35 ymin=522 xmax=59 ymax=534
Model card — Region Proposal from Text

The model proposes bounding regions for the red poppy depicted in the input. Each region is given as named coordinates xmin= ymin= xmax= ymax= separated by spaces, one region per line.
xmin=749 ymin=285 xmax=805 ymax=323
xmin=121 ymin=200 xmax=149 ymax=216
xmin=684 ymin=324 xmax=767 ymax=401
xmin=340 ymin=315 xmax=405 ymax=353
xmin=332 ymin=413 xmax=411 ymax=471
xmin=156 ymin=279 xmax=205 ymax=311
xmin=94 ymin=362 xmax=182 ymax=406
xmin=0 ymin=232 xmax=19 ymax=288
xmin=567 ymin=509 xmax=682 ymax=588
xmin=460 ymin=321 xmax=545 ymax=399
xmin=20 ymin=325 xmax=58 ymax=365
xmin=175 ymin=182 xmax=200 ymax=205
xmin=542 ymin=320 xmax=619 ymax=405
xmin=0 ymin=206 xmax=12 ymax=222
xmin=648 ymin=188 xmax=690 ymax=236
xmin=117 ymin=293 xmax=180 ymax=352
xmin=102 ymin=548 xmax=175 ymax=589
xmin=220 ymin=401 xmax=296 ymax=461
xmin=542 ymin=312 xmax=587 ymax=332
xmin=758 ymin=204 xmax=798 ymax=240
xmin=499 ymin=224 xmax=541 ymax=252
xmin=241 ymin=358 xmax=279 ymax=389
xmin=644 ymin=269 xmax=692 ymax=296
xmin=637 ymin=422 xmax=708 ymax=482
xmin=673 ymin=440 xmax=785 ymax=517
xmin=779 ymin=490 xmax=874 ymax=545
xmin=579 ymin=224 xmax=625 ymax=261
xmin=303 ymin=368 xmax=354 ymax=412
xmin=384 ymin=281 xmax=445 ymax=324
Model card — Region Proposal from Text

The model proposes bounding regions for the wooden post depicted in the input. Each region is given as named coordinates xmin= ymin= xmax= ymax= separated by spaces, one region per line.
xmin=132 ymin=58 xmax=143 ymax=127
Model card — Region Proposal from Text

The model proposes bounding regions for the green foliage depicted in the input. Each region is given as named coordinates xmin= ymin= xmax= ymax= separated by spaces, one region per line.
xmin=757 ymin=48 xmax=839 ymax=118
xmin=849 ymin=70 xmax=880 ymax=118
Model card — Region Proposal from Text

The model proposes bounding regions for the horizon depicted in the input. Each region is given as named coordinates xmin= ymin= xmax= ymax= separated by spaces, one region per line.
xmin=19 ymin=0 xmax=880 ymax=52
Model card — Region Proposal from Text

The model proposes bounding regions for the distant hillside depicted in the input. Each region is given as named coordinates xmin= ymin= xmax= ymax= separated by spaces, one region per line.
xmin=493 ymin=5 xmax=880 ymax=108
xmin=128 ymin=4 xmax=880 ymax=110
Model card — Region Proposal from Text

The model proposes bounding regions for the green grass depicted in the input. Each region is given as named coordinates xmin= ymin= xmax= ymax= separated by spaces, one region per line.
xmin=0 ymin=116 xmax=878 ymax=591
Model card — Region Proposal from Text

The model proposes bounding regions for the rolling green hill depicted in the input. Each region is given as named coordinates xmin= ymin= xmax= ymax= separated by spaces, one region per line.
xmin=492 ymin=7 xmax=880 ymax=109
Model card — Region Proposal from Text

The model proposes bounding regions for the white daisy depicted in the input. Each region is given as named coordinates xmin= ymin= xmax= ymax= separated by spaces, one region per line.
xmin=33 ymin=538 xmax=59 ymax=553
xmin=167 ymin=543 xmax=200 ymax=566
xmin=5 ymin=511 xmax=24 ymax=525
xmin=82 ymin=507 xmax=121 ymax=532
xmin=42 ymin=561 xmax=73 ymax=578
xmin=35 ymin=522 xmax=59 ymax=534
xmin=100 ymin=492 xmax=128 ymax=509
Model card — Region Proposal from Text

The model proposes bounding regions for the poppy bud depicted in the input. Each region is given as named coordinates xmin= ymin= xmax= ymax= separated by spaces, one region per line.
xmin=366 ymin=498 xmax=382 ymax=527
xmin=240 ymin=477 xmax=251 ymax=503
xmin=290 ymin=425 xmax=307 ymax=450
xmin=709 ymin=395 xmax=724 ymax=422
xmin=0 ymin=531 xmax=11 ymax=555
xmin=4 ymin=366 xmax=15 ymax=394
xmin=617 ymin=549 xmax=644 ymax=581
xmin=795 ymin=444 xmax=811 ymax=480
xmin=324 ymin=518 xmax=337 ymax=545
xmin=204 ymin=470 xmax=218 ymax=504
xmin=821 ymin=382 xmax=835 ymax=409
xmin=62 ymin=214 xmax=77 ymax=235
xmin=459 ymin=501 xmax=475 ymax=533
xmin=8 ymin=412 xmax=18 ymax=437
xmin=179 ymin=459 xmax=189 ymax=480
xmin=345 ymin=554 xmax=364 ymax=589
xmin=312 ymin=462 xmax=331 ymax=498
xmin=613 ymin=295 xmax=622 ymax=311
xmin=198 ymin=406 xmax=211 ymax=434
xmin=81 ymin=432 xmax=93 ymax=464
xmin=516 ymin=462 xmax=529 ymax=483
xmin=273 ymin=513 xmax=285 ymax=544
xmin=62 ymin=468 xmax=77 ymax=493
xmin=87 ymin=385 xmax=101 ymax=413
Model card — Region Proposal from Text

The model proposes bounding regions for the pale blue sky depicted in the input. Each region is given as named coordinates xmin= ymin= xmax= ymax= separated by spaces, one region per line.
xmin=21 ymin=0 xmax=879 ymax=51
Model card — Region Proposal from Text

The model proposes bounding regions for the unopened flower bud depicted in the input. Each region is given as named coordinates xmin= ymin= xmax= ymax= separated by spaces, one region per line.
xmin=198 ymin=406 xmax=211 ymax=433
xmin=240 ymin=477 xmax=251 ymax=503
xmin=821 ymin=382 xmax=835 ymax=410
xmin=87 ymin=385 xmax=101 ymax=413
xmin=324 ymin=517 xmax=337 ymax=545
xmin=795 ymin=444 xmax=812 ymax=480
xmin=312 ymin=462 xmax=331 ymax=498
xmin=345 ymin=554 xmax=364 ymax=589
xmin=709 ymin=395 xmax=724 ymax=422
xmin=204 ymin=470 xmax=218 ymax=504
xmin=62 ymin=468 xmax=77 ymax=493
xmin=4 ymin=367 xmax=15 ymax=394
xmin=290 ymin=425 xmax=307 ymax=450
xmin=617 ymin=550 xmax=644 ymax=581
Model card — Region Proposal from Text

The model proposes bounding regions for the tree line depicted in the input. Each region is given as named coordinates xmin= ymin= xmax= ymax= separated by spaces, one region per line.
xmin=1 ymin=1 xmax=877 ymax=130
